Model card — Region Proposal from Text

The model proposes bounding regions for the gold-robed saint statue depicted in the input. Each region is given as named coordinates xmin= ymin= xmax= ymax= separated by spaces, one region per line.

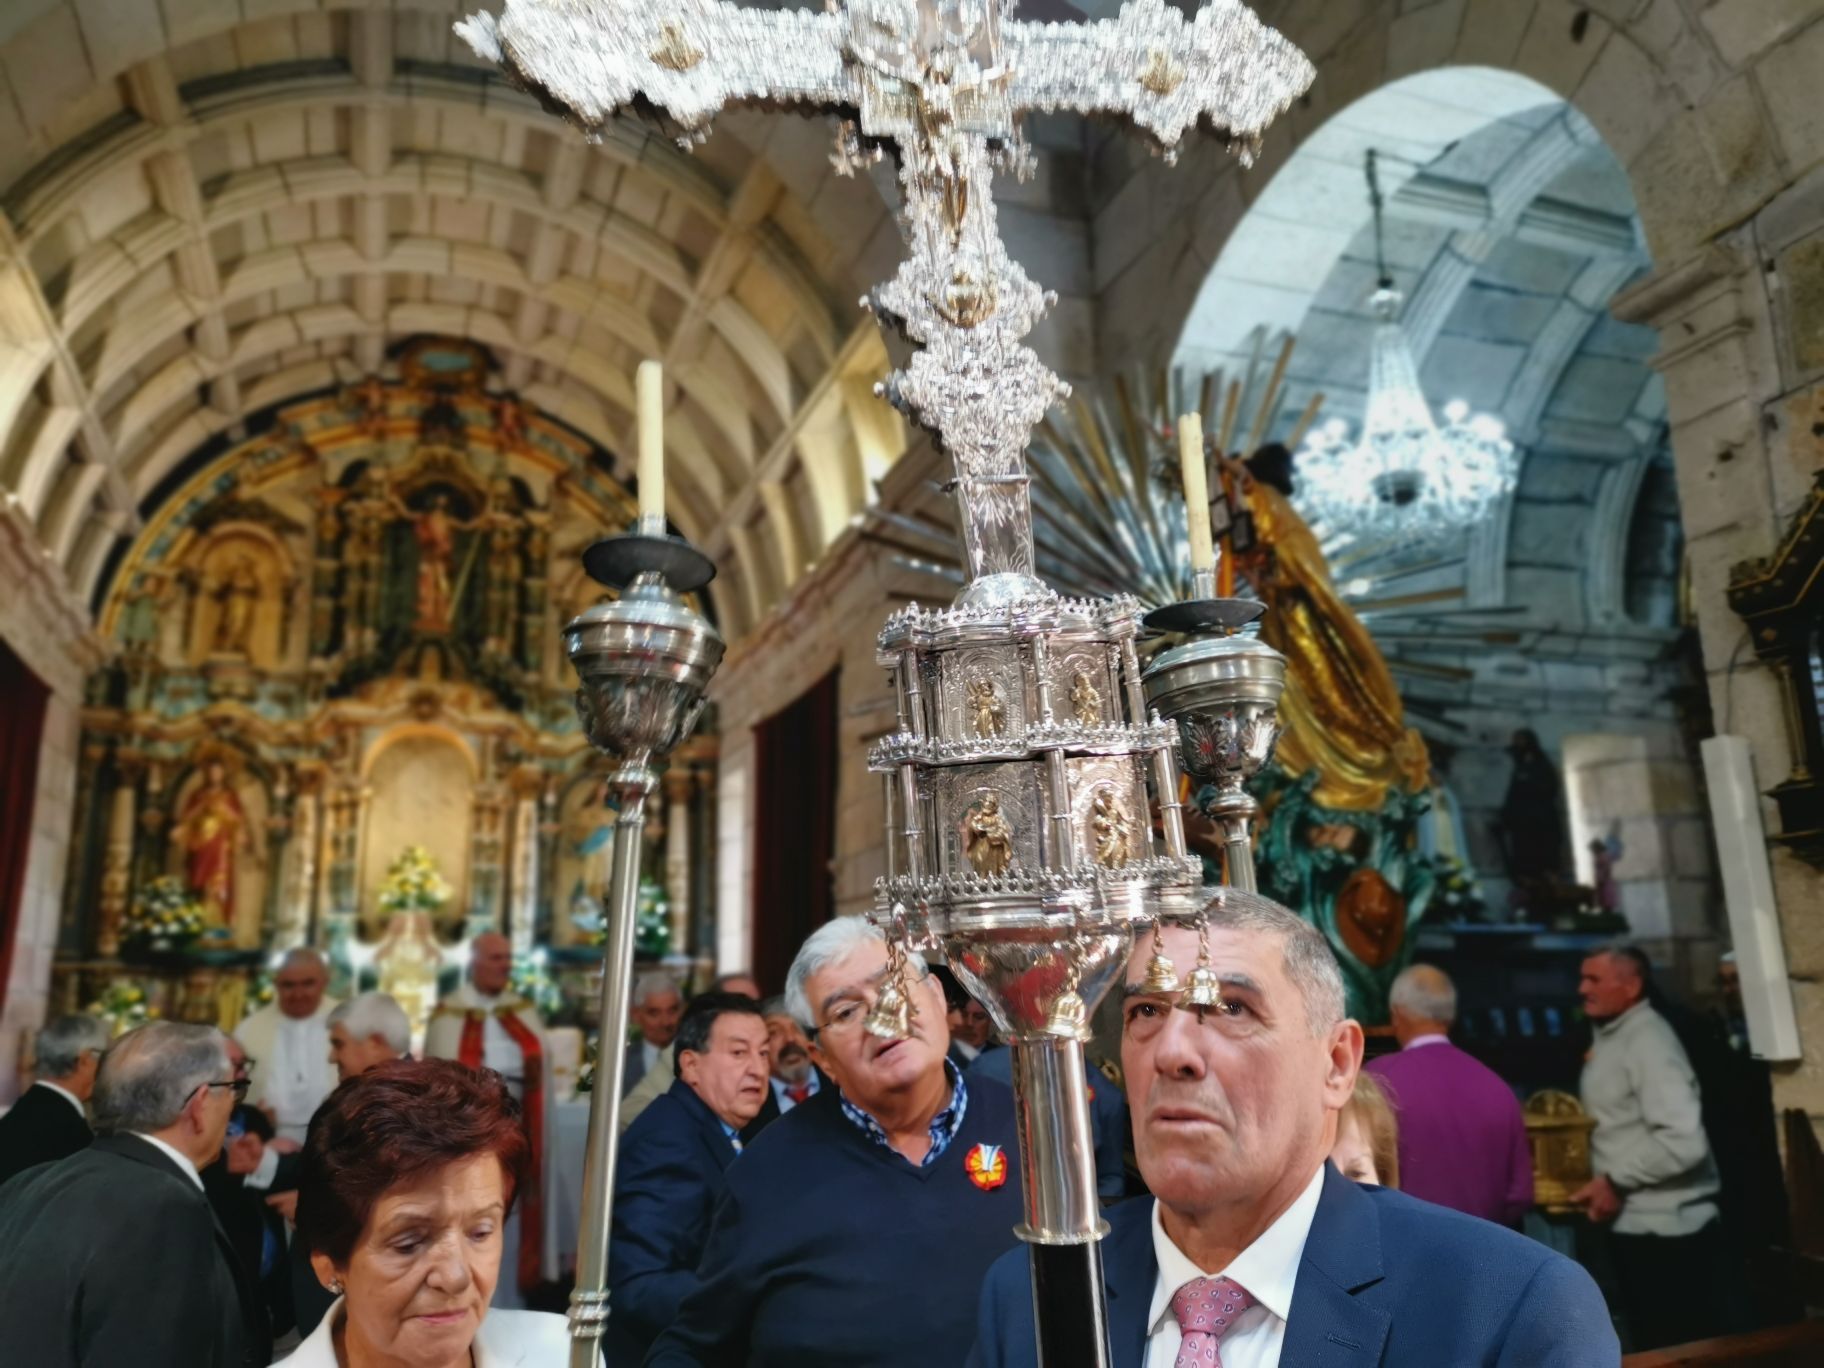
xmin=175 ymin=757 xmax=260 ymax=931
xmin=1223 ymin=452 xmax=1430 ymax=812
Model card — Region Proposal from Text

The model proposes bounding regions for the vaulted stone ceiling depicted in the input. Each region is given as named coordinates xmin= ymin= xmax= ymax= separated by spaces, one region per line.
xmin=0 ymin=0 xmax=917 ymax=643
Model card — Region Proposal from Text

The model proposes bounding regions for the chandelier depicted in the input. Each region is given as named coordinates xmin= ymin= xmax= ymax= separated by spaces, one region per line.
xmin=1294 ymin=153 xmax=1517 ymax=546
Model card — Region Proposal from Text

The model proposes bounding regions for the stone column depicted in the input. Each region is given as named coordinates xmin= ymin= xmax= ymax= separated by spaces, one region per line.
xmin=96 ymin=754 xmax=142 ymax=959
xmin=507 ymin=774 xmax=540 ymax=954
xmin=1615 ymin=240 xmax=1824 ymax=1128
xmin=663 ymin=766 xmax=694 ymax=958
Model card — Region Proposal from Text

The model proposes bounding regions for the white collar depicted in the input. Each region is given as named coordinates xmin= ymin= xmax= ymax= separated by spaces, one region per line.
xmin=34 ymin=1080 xmax=87 ymax=1118
xmin=1402 ymin=1033 xmax=1451 ymax=1050
xmin=1147 ymin=1164 xmax=1325 ymax=1334
xmin=130 ymin=1132 xmax=205 ymax=1191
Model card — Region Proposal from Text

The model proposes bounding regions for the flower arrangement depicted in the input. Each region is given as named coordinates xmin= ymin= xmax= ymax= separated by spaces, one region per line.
xmin=509 ymin=952 xmax=565 ymax=1020
xmin=635 ymin=878 xmax=671 ymax=958
xmin=1429 ymin=854 xmax=1486 ymax=921
xmin=122 ymin=877 xmax=207 ymax=950
xmin=377 ymin=845 xmax=453 ymax=912
xmin=84 ymin=981 xmax=156 ymax=1036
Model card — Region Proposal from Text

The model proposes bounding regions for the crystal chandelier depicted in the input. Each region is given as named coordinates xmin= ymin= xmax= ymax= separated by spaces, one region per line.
xmin=1294 ymin=153 xmax=1517 ymax=546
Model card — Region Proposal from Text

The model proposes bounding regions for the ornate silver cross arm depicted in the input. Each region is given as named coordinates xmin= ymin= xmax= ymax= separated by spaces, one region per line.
xmin=458 ymin=0 xmax=1313 ymax=600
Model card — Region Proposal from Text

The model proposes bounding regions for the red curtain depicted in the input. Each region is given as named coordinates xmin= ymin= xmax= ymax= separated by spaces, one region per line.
xmin=0 ymin=639 xmax=50 ymax=1017
xmin=749 ymin=669 xmax=840 ymax=995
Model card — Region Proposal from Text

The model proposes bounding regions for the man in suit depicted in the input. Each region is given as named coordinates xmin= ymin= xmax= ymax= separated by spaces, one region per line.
xmin=608 ymin=991 xmax=772 ymax=1362
xmin=970 ymin=891 xmax=1618 ymax=1368
xmin=0 ymin=1020 xmax=266 ymax=1366
xmin=621 ymin=970 xmax=684 ymax=1097
xmin=647 ymin=918 xmax=1023 ymax=1368
xmin=1365 ymin=964 xmax=1532 ymax=1226
xmin=763 ymin=996 xmax=828 ymax=1114
xmin=0 ymin=1013 xmax=109 ymax=1187
xmin=234 ymin=947 xmax=339 ymax=1144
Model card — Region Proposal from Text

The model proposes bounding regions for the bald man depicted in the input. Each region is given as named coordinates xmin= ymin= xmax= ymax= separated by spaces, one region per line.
xmin=426 ymin=932 xmax=551 ymax=1306
xmin=1365 ymin=964 xmax=1532 ymax=1226
xmin=234 ymin=947 xmax=341 ymax=1144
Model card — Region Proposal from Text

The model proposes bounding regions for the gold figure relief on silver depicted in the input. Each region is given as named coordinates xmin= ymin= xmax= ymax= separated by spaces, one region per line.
xmin=1069 ymin=669 xmax=1102 ymax=727
xmin=966 ymin=676 xmax=1005 ymax=737
xmin=963 ymin=792 xmax=1015 ymax=876
xmin=1089 ymin=788 xmax=1133 ymax=869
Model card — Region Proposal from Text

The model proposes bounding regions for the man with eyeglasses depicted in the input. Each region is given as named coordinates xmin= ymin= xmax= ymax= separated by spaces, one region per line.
xmin=646 ymin=917 xmax=1024 ymax=1368
xmin=0 ymin=1021 xmax=268 ymax=1366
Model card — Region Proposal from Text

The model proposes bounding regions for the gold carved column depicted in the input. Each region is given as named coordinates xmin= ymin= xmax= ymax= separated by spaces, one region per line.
xmin=663 ymin=765 xmax=694 ymax=958
xmin=97 ymin=752 xmax=144 ymax=958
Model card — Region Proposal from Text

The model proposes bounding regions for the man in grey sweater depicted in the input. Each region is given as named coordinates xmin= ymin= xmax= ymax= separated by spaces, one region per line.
xmin=1573 ymin=944 xmax=1738 ymax=1350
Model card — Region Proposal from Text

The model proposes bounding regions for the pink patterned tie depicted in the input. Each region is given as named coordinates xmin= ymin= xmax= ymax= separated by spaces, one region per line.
xmin=1170 ymin=1276 xmax=1255 ymax=1368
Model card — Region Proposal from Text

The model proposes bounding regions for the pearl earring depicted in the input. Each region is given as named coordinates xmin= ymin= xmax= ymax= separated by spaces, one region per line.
xmin=330 ymin=1278 xmax=344 ymax=1296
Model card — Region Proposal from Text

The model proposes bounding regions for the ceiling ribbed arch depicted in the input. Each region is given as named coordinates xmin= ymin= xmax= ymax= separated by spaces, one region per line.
xmin=0 ymin=1 xmax=908 ymax=645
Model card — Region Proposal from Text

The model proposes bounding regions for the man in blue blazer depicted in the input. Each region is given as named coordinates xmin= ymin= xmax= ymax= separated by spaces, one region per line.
xmin=970 ymin=892 xmax=1620 ymax=1368
xmin=608 ymin=991 xmax=771 ymax=1363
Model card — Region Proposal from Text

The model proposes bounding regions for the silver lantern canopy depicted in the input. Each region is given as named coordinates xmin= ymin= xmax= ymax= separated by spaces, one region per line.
xmin=1141 ymin=629 xmax=1285 ymax=893
xmin=562 ymin=528 xmax=723 ymax=1368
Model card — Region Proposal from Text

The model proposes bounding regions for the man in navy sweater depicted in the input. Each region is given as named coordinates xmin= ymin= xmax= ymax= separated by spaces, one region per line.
xmin=644 ymin=918 xmax=1024 ymax=1367
xmin=969 ymin=893 xmax=1620 ymax=1367
xmin=609 ymin=992 xmax=772 ymax=1363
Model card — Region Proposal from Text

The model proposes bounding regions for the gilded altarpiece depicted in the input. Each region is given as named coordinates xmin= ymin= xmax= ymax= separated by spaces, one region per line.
xmin=54 ymin=340 xmax=718 ymax=1022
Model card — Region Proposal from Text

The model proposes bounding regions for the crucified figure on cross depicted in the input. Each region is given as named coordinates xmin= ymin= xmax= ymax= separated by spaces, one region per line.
xmin=460 ymin=0 xmax=1311 ymax=595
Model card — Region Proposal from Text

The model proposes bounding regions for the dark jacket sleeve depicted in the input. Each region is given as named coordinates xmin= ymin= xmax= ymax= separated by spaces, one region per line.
xmin=642 ymin=1184 xmax=760 ymax=1367
xmin=1093 ymin=1087 xmax=1129 ymax=1201
xmin=80 ymin=1193 xmax=233 ymax=1367
xmin=1494 ymin=1254 xmax=1620 ymax=1368
xmin=610 ymin=1118 xmax=718 ymax=1344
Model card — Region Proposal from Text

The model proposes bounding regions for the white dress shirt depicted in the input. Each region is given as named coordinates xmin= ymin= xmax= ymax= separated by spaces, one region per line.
xmin=130 ymin=1132 xmax=204 ymax=1191
xmin=770 ymin=1071 xmax=821 ymax=1113
xmin=1143 ymin=1165 xmax=1325 ymax=1368
xmin=641 ymin=1038 xmax=662 ymax=1076
xmin=268 ymin=1011 xmax=336 ymax=1143
xmin=33 ymin=1080 xmax=86 ymax=1119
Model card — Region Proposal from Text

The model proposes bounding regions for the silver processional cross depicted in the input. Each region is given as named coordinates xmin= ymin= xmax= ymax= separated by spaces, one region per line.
xmin=459 ymin=0 xmax=1311 ymax=594
xmin=458 ymin=2 xmax=1312 ymax=1364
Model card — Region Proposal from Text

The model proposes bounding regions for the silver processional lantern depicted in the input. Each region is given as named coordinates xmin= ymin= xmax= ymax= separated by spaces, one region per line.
xmin=459 ymin=1 xmax=1312 ymax=1363
xmin=563 ymin=518 xmax=724 ymax=1365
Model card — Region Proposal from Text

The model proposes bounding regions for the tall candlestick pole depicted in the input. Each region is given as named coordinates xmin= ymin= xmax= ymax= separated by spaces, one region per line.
xmin=637 ymin=360 xmax=664 ymax=530
xmin=1179 ymin=412 xmax=1215 ymax=600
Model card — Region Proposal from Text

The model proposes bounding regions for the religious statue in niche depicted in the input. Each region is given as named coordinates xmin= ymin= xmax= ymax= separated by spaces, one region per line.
xmin=967 ymin=677 xmax=1005 ymax=737
xmin=173 ymin=757 xmax=261 ymax=928
xmin=210 ymin=557 xmax=261 ymax=656
xmin=474 ymin=479 xmax=529 ymax=650
xmin=1070 ymin=669 xmax=1102 ymax=727
xmin=394 ymin=492 xmax=481 ymax=635
xmin=963 ymin=792 xmax=1014 ymax=876
xmin=1090 ymin=789 xmax=1132 ymax=869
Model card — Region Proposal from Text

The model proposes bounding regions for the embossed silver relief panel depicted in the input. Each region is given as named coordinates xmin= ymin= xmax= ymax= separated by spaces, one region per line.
xmin=939 ymin=646 xmax=1025 ymax=743
xmin=933 ymin=762 xmax=1044 ymax=880
xmin=1065 ymin=757 xmax=1150 ymax=871
xmin=1052 ymin=648 xmax=1117 ymax=728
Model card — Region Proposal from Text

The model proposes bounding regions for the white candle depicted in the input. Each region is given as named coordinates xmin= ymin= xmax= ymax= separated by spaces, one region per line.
xmin=1178 ymin=411 xmax=1214 ymax=575
xmin=637 ymin=360 xmax=664 ymax=526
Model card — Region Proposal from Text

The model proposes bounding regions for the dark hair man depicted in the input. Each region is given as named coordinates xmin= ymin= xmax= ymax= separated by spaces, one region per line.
xmin=609 ymin=992 xmax=770 ymax=1363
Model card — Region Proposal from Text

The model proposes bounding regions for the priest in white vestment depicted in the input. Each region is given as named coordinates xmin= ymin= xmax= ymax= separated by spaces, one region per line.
xmin=426 ymin=932 xmax=551 ymax=1305
xmin=234 ymin=947 xmax=340 ymax=1144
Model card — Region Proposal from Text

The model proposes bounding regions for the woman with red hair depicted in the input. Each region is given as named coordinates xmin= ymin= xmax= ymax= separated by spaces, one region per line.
xmin=288 ymin=1058 xmax=586 ymax=1366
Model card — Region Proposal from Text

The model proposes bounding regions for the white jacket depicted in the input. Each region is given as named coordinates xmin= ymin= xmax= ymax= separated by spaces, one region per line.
xmin=283 ymin=1298 xmax=586 ymax=1366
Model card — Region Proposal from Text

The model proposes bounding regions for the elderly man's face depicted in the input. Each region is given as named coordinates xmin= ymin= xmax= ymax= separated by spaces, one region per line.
xmin=329 ymin=1021 xmax=397 ymax=1083
xmin=470 ymin=936 xmax=513 ymax=997
xmin=1579 ymin=953 xmax=1642 ymax=1021
xmin=633 ymin=990 xmax=683 ymax=1048
xmin=804 ymin=939 xmax=949 ymax=1110
xmin=764 ymin=1011 xmax=813 ymax=1085
xmin=277 ymin=960 xmax=328 ymax=1019
xmin=1122 ymin=923 xmax=1358 ymax=1221
xmin=678 ymin=1012 xmax=772 ymax=1130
